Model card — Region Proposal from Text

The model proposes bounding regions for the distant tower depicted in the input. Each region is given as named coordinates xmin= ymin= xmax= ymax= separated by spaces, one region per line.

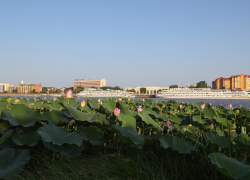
xmin=21 ymin=77 xmax=24 ymax=85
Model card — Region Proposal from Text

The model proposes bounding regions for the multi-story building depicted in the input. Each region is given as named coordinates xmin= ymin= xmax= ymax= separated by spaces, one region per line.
xmin=73 ymin=79 xmax=106 ymax=90
xmin=212 ymin=74 xmax=250 ymax=91
xmin=125 ymin=86 xmax=169 ymax=95
xmin=186 ymin=83 xmax=197 ymax=88
xmin=17 ymin=78 xmax=42 ymax=93
xmin=0 ymin=83 xmax=13 ymax=92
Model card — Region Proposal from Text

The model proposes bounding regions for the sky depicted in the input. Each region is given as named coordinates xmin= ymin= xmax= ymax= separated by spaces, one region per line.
xmin=1 ymin=0 xmax=250 ymax=88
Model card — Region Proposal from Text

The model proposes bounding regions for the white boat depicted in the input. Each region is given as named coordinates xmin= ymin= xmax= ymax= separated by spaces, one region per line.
xmin=156 ymin=88 xmax=250 ymax=99
xmin=77 ymin=89 xmax=135 ymax=98
xmin=50 ymin=94 xmax=62 ymax=97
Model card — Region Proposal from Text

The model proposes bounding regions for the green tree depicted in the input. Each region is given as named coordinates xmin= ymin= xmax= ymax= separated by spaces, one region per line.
xmin=196 ymin=81 xmax=208 ymax=88
xmin=140 ymin=87 xmax=146 ymax=94
xmin=12 ymin=89 xmax=18 ymax=93
xmin=169 ymin=85 xmax=178 ymax=88
xmin=189 ymin=86 xmax=196 ymax=88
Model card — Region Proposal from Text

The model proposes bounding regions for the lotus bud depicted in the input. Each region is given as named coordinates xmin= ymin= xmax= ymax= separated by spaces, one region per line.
xmin=53 ymin=97 xmax=56 ymax=101
xmin=25 ymin=89 xmax=28 ymax=94
xmin=201 ymin=103 xmax=205 ymax=110
xmin=100 ymin=101 xmax=103 ymax=105
xmin=240 ymin=104 xmax=242 ymax=108
xmin=192 ymin=109 xmax=194 ymax=112
xmin=34 ymin=98 xmax=36 ymax=101
xmin=228 ymin=104 xmax=232 ymax=108
xmin=66 ymin=89 xmax=73 ymax=98
xmin=7 ymin=98 xmax=12 ymax=103
xmin=113 ymin=107 xmax=120 ymax=116
xmin=118 ymin=98 xmax=122 ymax=101
xmin=69 ymin=120 xmax=75 ymax=126
xmin=142 ymin=99 xmax=145 ymax=102
xmin=138 ymin=128 xmax=142 ymax=135
xmin=210 ymin=123 xmax=214 ymax=130
xmin=133 ymin=98 xmax=134 ymax=100
xmin=230 ymin=131 xmax=235 ymax=137
xmin=128 ymin=96 xmax=131 ymax=102
xmin=187 ymin=103 xmax=189 ymax=105
xmin=139 ymin=105 xmax=142 ymax=108
xmin=159 ymin=122 xmax=162 ymax=127
xmin=137 ymin=107 xmax=142 ymax=112
xmin=188 ymin=124 xmax=192 ymax=128
xmin=210 ymin=103 xmax=212 ymax=105
xmin=219 ymin=146 xmax=222 ymax=152
xmin=182 ymin=101 xmax=184 ymax=104
xmin=236 ymin=110 xmax=239 ymax=114
xmin=180 ymin=104 xmax=182 ymax=108
xmin=116 ymin=122 xmax=120 ymax=126
xmin=44 ymin=97 xmax=46 ymax=100
xmin=98 ymin=98 xmax=101 ymax=103
xmin=81 ymin=100 xmax=86 ymax=107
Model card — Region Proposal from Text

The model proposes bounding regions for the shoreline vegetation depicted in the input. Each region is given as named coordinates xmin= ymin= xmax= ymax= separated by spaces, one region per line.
xmin=0 ymin=95 xmax=250 ymax=179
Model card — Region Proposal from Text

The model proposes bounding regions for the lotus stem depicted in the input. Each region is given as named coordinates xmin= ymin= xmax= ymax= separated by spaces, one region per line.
xmin=119 ymin=144 xmax=123 ymax=158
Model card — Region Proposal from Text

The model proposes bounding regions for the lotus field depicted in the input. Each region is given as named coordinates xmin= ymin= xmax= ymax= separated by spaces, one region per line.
xmin=0 ymin=94 xmax=250 ymax=179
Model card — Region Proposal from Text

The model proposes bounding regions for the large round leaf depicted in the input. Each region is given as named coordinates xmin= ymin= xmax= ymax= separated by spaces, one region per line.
xmin=0 ymin=130 xmax=13 ymax=146
xmin=1 ymin=104 xmax=41 ymax=127
xmin=138 ymin=111 xmax=160 ymax=130
xmin=37 ymin=124 xmax=82 ymax=146
xmin=110 ymin=125 xmax=145 ymax=147
xmin=0 ymin=148 xmax=30 ymax=179
xmin=118 ymin=114 xmax=137 ymax=133
xmin=102 ymin=99 xmax=116 ymax=112
xmin=208 ymin=153 xmax=250 ymax=180
xmin=63 ymin=103 xmax=96 ymax=122
xmin=12 ymin=131 xmax=41 ymax=146
xmin=204 ymin=131 xmax=233 ymax=149
xmin=41 ymin=110 xmax=71 ymax=125
xmin=159 ymin=135 xmax=198 ymax=154
xmin=78 ymin=125 xmax=105 ymax=146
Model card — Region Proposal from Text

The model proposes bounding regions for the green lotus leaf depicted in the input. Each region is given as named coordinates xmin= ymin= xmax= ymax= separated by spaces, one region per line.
xmin=63 ymin=103 xmax=96 ymax=122
xmin=215 ymin=117 xmax=233 ymax=128
xmin=238 ymin=108 xmax=250 ymax=118
xmin=88 ymin=99 xmax=99 ymax=109
xmin=159 ymin=135 xmax=198 ymax=154
xmin=37 ymin=124 xmax=82 ymax=146
xmin=46 ymin=102 xmax=64 ymax=111
xmin=194 ymin=102 xmax=205 ymax=111
xmin=118 ymin=114 xmax=137 ymax=133
xmin=1 ymin=104 xmax=41 ymax=127
xmin=0 ymin=130 xmax=13 ymax=146
xmin=0 ymin=102 xmax=8 ymax=118
xmin=0 ymin=148 xmax=30 ymax=179
xmin=138 ymin=111 xmax=160 ymax=130
xmin=192 ymin=115 xmax=206 ymax=124
xmin=79 ymin=104 xmax=92 ymax=112
xmin=78 ymin=125 xmax=105 ymax=146
xmin=43 ymin=142 xmax=85 ymax=157
xmin=102 ymin=99 xmax=116 ymax=112
xmin=110 ymin=125 xmax=145 ymax=147
xmin=12 ymin=131 xmax=41 ymax=146
xmin=169 ymin=115 xmax=182 ymax=124
xmin=0 ymin=97 xmax=12 ymax=102
xmin=208 ymin=152 xmax=250 ymax=180
xmin=41 ymin=110 xmax=71 ymax=125
xmin=119 ymin=104 xmax=131 ymax=115
xmin=203 ymin=105 xmax=216 ymax=118
xmin=204 ymin=131 xmax=232 ymax=149
xmin=0 ymin=120 xmax=12 ymax=132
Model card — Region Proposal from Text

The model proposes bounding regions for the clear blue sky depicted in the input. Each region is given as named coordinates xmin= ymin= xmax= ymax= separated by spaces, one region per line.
xmin=1 ymin=0 xmax=250 ymax=88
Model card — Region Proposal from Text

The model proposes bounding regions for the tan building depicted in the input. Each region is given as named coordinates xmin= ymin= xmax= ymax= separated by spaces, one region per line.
xmin=212 ymin=74 xmax=250 ymax=91
xmin=74 ymin=79 xmax=106 ymax=90
xmin=0 ymin=83 xmax=13 ymax=92
xmin=126 ymin=86 xmax=169 ymax=95
xmin=18 ymin=84 xmax=42 ymax=93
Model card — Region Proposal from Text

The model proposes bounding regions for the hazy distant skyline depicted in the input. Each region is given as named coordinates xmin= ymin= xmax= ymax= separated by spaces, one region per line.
xmin=1 ymin=0 xmax=250 ymax=88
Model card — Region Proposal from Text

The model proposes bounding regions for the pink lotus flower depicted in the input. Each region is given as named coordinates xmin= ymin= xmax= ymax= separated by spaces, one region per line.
xmin=98 ymin=98 xmax=101 ymax=103
xmin=201 ymin=103 xmax=206 ymax=110
xmin=137 ymin=107 xmax=142 ymax=112
xmin=118 ymin=98 xmax=122 ymax=101
xmin=182 ymin=101 xmax=184 ymax=104
xmin=66 ymin=89 xmax=73 ymax=98
xmin=25 ymin=89 xmax=28 ymax=94
xmin=210 ymin=123 xmax=214 ymax=130
xmin=180 ymin=104 xmax=182 ymax=108
xmin=81 ymin=100 xmax=86 ymax=107
xmin=113 ymin=107 xmax=120 ymax=116
xmin=210 ymin=103 xmax=212 ymax=105
xmin=228 ymin=104 xmax=232 ymax=108
xmin=219 ymin=146 xmax=222 ymax=152
xmin=142 ymin=99 xmax=145 ymax=102
xmin=34 ymin=98 xmax=36 ymax=100
xmin=53 ymin=97 xmax=56 ymax=101
xmin=133 ymin=98 xmax=134 ymax=100
xmin=99 ymin=101 xmax=103 ymax=105
xmin=167 ymin=119 xmax=173 ymax=132
xmin=139 ymin=105 xmax=142 ymax=108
